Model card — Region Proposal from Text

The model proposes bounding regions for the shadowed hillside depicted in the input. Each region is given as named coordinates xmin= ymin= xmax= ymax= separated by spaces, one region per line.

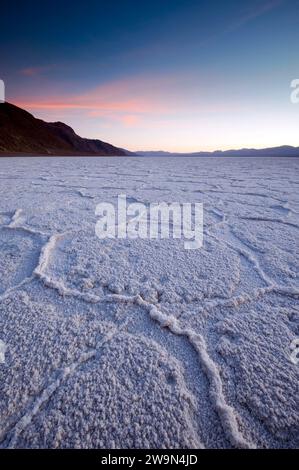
xmin=0 ymin=102 xmax=130 ymax=156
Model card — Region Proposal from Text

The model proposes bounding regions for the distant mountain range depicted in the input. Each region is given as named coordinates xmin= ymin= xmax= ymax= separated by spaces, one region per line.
xmin=137 ymin=147 xmax=299 ymax=157
xmin=0 ymin=102 xmax=130 ymax=156
xmin=0 ymin=102 xmax=298 ymax=157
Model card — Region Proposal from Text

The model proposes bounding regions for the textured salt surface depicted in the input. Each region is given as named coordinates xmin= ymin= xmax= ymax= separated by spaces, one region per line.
xmin=0 ymin=156 xmax=298 ymax=448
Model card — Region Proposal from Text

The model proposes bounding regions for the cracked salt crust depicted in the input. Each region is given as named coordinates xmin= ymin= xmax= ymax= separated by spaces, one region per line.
xmin=0 ymin=156 xmax=298 ymax=448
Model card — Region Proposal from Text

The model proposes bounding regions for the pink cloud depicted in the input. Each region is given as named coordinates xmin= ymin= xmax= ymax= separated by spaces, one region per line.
xmin=13 ymin=75 xmax=178 ymax=118
xmin=20 ymin=65 xmax=57 ymax=77
xmin=121 ymin=114 xmax=140 ymax=127
xmin=11 ymin=72 xmax=245 ymax=133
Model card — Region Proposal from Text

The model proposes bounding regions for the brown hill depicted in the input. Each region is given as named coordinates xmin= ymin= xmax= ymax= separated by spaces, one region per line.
xmin=0 ymin=102 xmax=129 ymax=156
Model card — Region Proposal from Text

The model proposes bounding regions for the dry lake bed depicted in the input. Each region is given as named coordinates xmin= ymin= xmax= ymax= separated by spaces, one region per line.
xmin=0 ymin=156 xmax=298 ymax=448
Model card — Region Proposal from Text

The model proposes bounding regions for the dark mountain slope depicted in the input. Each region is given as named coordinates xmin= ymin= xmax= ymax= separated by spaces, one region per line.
xmin=0 ymin=102 xmax=129 ymax=156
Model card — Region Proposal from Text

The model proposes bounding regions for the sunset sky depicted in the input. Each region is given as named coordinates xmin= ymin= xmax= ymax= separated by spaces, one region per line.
xmin=1 ymin=0 xmax=299 ymax=152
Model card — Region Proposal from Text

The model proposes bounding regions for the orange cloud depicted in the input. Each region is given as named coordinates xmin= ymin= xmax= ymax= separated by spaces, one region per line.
xmin=15 ymin=100 xmax=149 ymax=113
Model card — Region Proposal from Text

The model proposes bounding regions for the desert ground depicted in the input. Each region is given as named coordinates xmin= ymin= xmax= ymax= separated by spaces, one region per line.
xmin=0 ymin=156 xmax=298 ymax=448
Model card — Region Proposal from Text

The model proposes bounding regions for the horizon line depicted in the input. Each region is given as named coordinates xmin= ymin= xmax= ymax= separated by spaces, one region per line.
xmin=3 ymin=100 xmax=299 ymax=155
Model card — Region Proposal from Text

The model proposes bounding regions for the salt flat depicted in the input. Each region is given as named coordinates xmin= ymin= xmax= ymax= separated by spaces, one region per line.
xmin=0 ymin=156 xmax=298 ymax=449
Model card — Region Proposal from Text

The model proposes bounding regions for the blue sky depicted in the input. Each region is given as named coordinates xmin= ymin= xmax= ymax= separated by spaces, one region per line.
xmin=1 ymin=0 xmax=299 ymax=151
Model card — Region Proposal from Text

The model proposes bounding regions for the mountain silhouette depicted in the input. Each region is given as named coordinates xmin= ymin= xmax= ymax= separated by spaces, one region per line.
xmin=0 ymin=102 xmax=130 ymax=156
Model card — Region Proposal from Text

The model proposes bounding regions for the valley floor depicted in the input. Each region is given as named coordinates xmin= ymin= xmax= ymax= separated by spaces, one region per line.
xmin=0 ymin=156 xmax=298 ymax=448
